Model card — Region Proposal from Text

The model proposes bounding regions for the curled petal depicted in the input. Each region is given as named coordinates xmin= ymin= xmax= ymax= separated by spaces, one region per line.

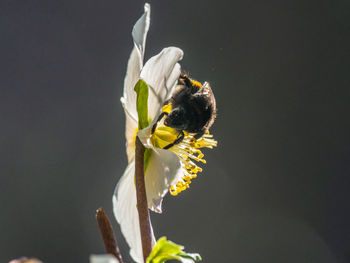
xmin=122 ymin=3 xmax=151 ymax=118
xmin=138 ymin=126 xmax=183 ymax=213
xmin=140 ymin=47 xmax=183 ymax=120
xmin=113 ymin=161 xmax=156 ymax=263
xmin=132 ymin=3 xmax=150 ymax=61
xmin=121 ymin=3 xmax=151 ymax=161
xmin=137 ymin=121 xmax=154 ymax=148
xmin=145 ymin=148 xmax=182 ymax=213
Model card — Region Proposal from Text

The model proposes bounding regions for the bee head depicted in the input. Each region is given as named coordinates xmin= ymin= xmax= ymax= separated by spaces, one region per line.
xmin=164 ymin=107 xmax=189 ymax=130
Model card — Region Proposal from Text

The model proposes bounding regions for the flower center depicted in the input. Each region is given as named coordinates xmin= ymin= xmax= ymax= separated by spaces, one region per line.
xmin=151 ymin=125 xmax=217 ymax=196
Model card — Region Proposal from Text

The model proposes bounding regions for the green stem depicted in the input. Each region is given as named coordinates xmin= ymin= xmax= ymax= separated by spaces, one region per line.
xmin=135 ymin=137 xmax=153 ymax=261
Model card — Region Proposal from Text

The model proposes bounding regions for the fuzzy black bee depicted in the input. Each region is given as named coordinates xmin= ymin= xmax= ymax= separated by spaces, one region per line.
xmin=152 ymin=74 xmax=216 ymax=149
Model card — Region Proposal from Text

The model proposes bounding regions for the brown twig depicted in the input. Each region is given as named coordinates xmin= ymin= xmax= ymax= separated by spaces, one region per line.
xmin=96 ymin=207 xmax=124 ymax=263
xmin=135 ymin=137 xmax=153 ymax=261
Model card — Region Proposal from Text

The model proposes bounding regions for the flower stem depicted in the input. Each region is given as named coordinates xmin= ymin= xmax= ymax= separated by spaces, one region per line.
xmin=135 ymin=137 xmax=153 ymax=261
xmin=96 ymin=207 xmax=124 ymax=263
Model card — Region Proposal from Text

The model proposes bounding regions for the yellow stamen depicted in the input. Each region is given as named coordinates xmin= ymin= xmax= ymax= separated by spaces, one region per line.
xmin=151 ymin=121 xmax=217 ymax=196
xmin=150 ymin=126 xmax=178 ymax=149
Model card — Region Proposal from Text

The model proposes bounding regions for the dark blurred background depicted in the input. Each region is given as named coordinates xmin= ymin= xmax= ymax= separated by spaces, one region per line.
xmin=1 ymin=0 xmax=349 ymax=262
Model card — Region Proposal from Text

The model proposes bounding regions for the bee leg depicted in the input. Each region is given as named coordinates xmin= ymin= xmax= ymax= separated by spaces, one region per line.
xmin=194 ymin=130 xmax=206 ymax=140
xmin=182 ymin=75 xmax=193 ymax=88
xmin=151 ymin=112 xmax=168 ymax=134
xmin=163 ymin=130 xmax=185 ymax=149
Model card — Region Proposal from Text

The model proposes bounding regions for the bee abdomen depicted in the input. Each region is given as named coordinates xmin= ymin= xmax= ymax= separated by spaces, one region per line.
xmin=185 ymin=98 xmax=214 ymax=133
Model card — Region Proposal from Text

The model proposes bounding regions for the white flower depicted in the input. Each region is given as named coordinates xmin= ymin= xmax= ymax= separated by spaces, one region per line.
xmin=113 ymin=3 xmax=216 ymax=263
xmin=113 ymin=4 xmax=183 ymax=263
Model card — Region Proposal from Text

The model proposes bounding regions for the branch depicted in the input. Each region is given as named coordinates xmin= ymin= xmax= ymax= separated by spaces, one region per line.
xmin=96 ymin=208 xmax=124 ymax=263
xmin=135 ymin=137 xmax=153 ymax=261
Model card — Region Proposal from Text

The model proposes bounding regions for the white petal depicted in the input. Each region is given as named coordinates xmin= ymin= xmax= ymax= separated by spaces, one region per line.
xmin=122 ymin=3 xmax=151 ymax=119
xmin=132 ymin=3 xmax=150 ymax=61
xmin=90 ymin=254 xmax=119 ymax=263
xmin=113 ymin=161 xmax=156 ymax=263
xmin=124 ymin=111 xmax=138 ymax=162
xmin=121 ymin=47 xmax=141 ymax=123
xmin=121 ymin=3 xmax=151 ymax=161
xmin=113 ymin=161 xmax=142 ymax=262
xmin=121 ymin=47 xmax=140 ymax=162
xmin=140 ymin=47 xmax=183 ymax=120
xmin=137 ymin=121 xmax=154 ymax=148
xmin=145 ymin=148 xmax=182 ymax=213
xmin=138 ymin=125 xmax=183 ymax=213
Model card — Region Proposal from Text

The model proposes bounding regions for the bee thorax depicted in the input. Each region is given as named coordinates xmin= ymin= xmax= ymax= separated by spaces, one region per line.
xmin=164 ymin=107 xmax=190 ymax=130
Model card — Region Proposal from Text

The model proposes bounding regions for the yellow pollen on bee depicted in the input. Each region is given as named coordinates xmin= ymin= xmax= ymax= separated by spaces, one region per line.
xmin=190 ymin=79 xmax=202 ymax=89
xmin=162 ymin=104 xmax=172 ymax=114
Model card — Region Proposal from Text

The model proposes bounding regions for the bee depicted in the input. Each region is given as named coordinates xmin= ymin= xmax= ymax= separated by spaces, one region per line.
xmin=152 ymin=74 xmax=216 ymax=149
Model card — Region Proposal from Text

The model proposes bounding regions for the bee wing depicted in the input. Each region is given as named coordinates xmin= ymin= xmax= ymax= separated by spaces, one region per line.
xmin=198 ymin=82 xmax=216 ymax=110
xmin=194 ymin=82 xmax=217 ymax=130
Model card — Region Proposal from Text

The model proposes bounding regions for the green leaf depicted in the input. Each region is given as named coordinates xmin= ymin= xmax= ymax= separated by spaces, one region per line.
xmin=146 ymin=237 xmax=202 ymax=263
xmin=134 ymin=79 xmax=150 ymax=130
